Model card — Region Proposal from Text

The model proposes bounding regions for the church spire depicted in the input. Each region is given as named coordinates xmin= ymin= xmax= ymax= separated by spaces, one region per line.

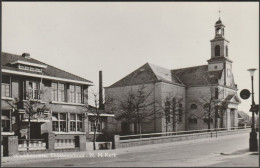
xmin=209 ymin=16 xmax=230 ymax=59
xmin=218 ymin=9 xmax=221 ymax=20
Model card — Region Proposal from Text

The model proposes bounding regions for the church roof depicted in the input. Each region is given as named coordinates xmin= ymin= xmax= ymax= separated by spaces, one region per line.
xmin=1 ymin=52 xmax=93 ymax=85
xmin=171 ymin=65 xmax=222 ymax=86
xmin=107 ymin=63 xmax=183 ymax=88
xmin=107 ymin=63 xmax=224 ymax=88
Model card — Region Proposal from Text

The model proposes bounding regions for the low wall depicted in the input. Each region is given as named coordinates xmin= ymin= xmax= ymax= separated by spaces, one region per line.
xmin=86 ymin=142 xmax=112 ymax=151
xmin=114 ymin=128 xmax=250 ymax=149
xmin=2 ymin=133 xmax=87 ymax=156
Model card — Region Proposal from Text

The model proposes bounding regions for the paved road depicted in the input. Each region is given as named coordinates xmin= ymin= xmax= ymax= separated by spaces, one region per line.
xmin=2 ymin=132 xmax=259 ymax=167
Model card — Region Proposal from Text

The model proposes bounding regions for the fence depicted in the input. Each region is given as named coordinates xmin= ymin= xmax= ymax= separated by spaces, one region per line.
xmin=54 ymin=138 xmax=75 ymax=149
xmin=3 ymin=133 xmax=87 ymax=156
xmin=18 ymin=139 xmax=46 ymax=151
xmin=114 ymin=126 xmax=251 ymax=149
xmin=119 ymin=126 xmax=250 ymax=140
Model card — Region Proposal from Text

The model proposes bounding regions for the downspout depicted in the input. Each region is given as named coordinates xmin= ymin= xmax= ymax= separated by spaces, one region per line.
xmin=153 ymin=82 xmax=156 ymax=133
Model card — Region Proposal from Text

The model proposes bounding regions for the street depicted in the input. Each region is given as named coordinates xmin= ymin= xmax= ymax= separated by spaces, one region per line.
xmin=2 ymin=132 xmax=259 ymax=167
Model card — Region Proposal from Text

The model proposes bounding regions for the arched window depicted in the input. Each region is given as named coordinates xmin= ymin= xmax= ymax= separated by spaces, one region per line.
xmin=178 ymin=104 xmax=183 ymax=122
xmin=190 ymin=104 xmax=197 ymax=109
xmin=188 ymin=118 xmax=198 ymax=124
xmin=172 ymin=98 xmax=176 ymax=112
xmin=215 ymin=45 xmax=220 ymax=57
xmin=226 ymin=46 xmax=228 ymax=57
xmin=165 ymin=101 xmax=171 ymax=123
xmin=193 ymin=118 xmax=197 ymax=124
xmin=217 ymin=28 xmax=221 ymax=35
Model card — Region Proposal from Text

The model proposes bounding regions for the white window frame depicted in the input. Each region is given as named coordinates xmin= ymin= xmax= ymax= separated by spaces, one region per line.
xmin=69 ymin=114 xmax=83 ymax=132
xmin=52 ymin=82 xmax=65 ymax=102
xmin=28 ymin=81 xmax=40 ymax=99
xmin=52 ymin=112 xmax=68 ymax=132
xmin=69 ymin=85 xmax=82 ymax=103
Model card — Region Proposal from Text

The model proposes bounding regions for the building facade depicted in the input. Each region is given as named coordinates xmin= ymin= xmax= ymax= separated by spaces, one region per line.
xmin=105 ymin=18 xmax=241 ymax=135
xmin=1 ymin=52 xmax=113 ymax=141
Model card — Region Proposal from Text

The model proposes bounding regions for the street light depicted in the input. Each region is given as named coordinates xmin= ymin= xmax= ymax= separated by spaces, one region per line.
xmin=247 ymin=68 xmax=258 ymax=152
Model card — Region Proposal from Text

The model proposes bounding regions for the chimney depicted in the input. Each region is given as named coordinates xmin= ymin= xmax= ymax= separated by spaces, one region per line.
xmin=99 ymin=71 xmax=104 ymax=110
xmin=22 ymin=53 xmax=30 ymax=59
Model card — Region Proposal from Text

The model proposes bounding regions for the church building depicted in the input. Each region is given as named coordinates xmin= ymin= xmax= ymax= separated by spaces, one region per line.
xmin=105 ymin=18 xmax=241 ymax=135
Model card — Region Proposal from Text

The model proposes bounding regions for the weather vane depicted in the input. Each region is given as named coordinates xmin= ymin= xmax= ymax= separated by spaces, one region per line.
xmin=218 ymin=9 xmax=221 ymax=19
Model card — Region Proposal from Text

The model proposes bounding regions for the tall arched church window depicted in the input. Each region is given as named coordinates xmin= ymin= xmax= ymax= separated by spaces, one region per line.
xmin=215 ymin=45 xmax=220 ymax=57
xmin=178 ymin=104 xmax=183 ymax=122
xmin=165 ymin=100 xmax=171 ymax=123
xmin=226 ymin=46 xmax=228 ymax=57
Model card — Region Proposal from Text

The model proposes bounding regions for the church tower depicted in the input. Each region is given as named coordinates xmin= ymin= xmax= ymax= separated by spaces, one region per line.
xmin=208 ymin=18 xmax=235 ymax=87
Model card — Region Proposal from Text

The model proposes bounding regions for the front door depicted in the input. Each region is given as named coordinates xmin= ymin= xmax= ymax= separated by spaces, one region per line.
xmin=30 ymin=123 xmax=41 ymax=139
xmin=230 ymin=108 xmax=235 ymax=128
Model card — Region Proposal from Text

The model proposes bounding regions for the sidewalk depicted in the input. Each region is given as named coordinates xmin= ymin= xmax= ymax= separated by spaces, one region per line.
xmin=2 ymin=132 xmax=259 ymax=167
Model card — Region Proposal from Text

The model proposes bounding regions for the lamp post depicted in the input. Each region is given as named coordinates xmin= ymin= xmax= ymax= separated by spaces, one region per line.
xmin=248 ymin=68 xmax=258 ymax=151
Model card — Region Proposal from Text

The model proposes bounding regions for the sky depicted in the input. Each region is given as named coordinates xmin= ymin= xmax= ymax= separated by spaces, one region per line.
xmin=2 ymin=2 xmax=259 ymax=115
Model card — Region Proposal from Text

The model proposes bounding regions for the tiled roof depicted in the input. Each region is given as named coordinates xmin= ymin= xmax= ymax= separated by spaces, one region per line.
xmin=108 ymin=63 xmax=184 ymax=88
xmin=149 ymin=63 xmax=183 ymax=84
xmin=1 ymin=52 xmax=93 ymax=84
xmin=108 ymin=63 xmax=159 ymax=88
xmin=108 ymin=63 xmax=224 ymax=88
xmin=171 ymin=65 xmax=222 ymax=86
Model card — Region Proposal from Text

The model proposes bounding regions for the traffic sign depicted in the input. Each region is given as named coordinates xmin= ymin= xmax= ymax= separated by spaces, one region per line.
xmin=250 ymin=104 xmax=259 ymax=114
xmin=240 ymin=89 xmax=251 ymax=100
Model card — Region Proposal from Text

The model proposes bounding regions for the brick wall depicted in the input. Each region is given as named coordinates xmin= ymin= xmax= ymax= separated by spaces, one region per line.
xmin=186 ymin=85 xmax=239 ymax=130
xmin=186 ymin=86 xmax=217 ymax=130
xmin=105 ymin=83 xmax=161 ymax=134
xmin=3 ymin=136 xmax=18 ymax=156
xmin=105 ymin=82 xmax=186 ymax=134
xmin=5 ymin=75 xmax=91 ymax=139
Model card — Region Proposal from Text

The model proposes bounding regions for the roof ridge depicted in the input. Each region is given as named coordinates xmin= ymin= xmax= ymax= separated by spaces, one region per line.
xmin=2 ymin=52 xmax=93 ymax=83
xmin=171 ymin=64 xmax=207 ymax=71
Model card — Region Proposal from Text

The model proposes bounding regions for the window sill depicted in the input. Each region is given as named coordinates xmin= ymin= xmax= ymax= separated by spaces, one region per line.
xmin=2 ymin=132 xmax=15 ymax=136
xmin=50 ymin=101 xmax=86 ymax=106
xmin=89 ymin=132 xmax=103 ymax=135
xmin=1 ymin=97 xmax=13 ymax=100
xmin=22 ymin=99 xmax=47 ymax=104
xmin=53 ymin=131 xmax=85 ymax=135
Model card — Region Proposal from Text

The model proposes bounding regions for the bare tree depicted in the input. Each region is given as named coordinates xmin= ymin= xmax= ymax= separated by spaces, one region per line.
xmin=156 ymin=94 xmax=183 ymax=133
xmin=85 ymin=90 xmax=115 ymax=150
xmin=116 ymin=85 xmax=156 ymax=135
xmin=8 ymin=85 xmax=48 ymax=150
xmin=188 ymin=86 xmax=227 ymax=131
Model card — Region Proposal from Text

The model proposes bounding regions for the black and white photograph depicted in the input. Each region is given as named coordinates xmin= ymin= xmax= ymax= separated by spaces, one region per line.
xmin=1 ymin=1 xmax=259 ymax=167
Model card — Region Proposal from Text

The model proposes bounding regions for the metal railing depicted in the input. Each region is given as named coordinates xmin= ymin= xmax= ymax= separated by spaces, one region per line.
xmin=18 ymin=139 xmax=46 ymax=151
xmin=119 ymin=126 xmax=251 ymax=140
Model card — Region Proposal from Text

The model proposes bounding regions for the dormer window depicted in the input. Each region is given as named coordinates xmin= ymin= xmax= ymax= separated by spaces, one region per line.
xmin=18 ymin=64 xmax=43 ymax=72
xmin=11 ymin=60 xmax=47 ymax=73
